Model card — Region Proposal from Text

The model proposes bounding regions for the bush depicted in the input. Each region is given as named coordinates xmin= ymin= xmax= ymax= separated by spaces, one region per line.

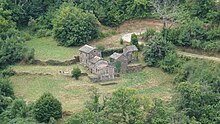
xmin=34 ymin=93 xmax=62 ymax=123
xmin=53 ymin=3 xmax=99 ymax=47
xmin=159 ymin=52 xmax=178 ymax=73
xmin=71 ymin=68 xmax=81 ymax=80
xmin=96 ymin=45 xmax=105 ymax=52
xmin=143 ymin=35 xmax=176 ymax=66
xmin=131 ymin=33 xmax=139 ymax=48
xmin=0 ymin=79 xmax=14 ymax=97
xmin=36 ymin=29 xmax=52 ymax=38
xmin=142 ymin=28 xmax=156 ymax=41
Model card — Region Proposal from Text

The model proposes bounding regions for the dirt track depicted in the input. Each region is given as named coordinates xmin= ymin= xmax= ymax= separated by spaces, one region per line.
xmin=110 ymin=19 xmax=220 ymax=62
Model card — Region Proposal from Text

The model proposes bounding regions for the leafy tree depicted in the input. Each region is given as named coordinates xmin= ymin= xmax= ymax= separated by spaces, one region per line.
xmin=34 ymin=93 xmax=62 ymax=123
xmin=0 ymin=37 xmax=25 ymax=68
xmin=71 ymin=67 xmax=81 ymax=80
xmin=159 ymin=52 xmax=178 ymax=73
xmin=105 ymin=88 xmax=149 ymax=124
xmin=142 ymin=28 xmax=156 ymax=41
xmin=143 ymin=35 xmax=176 ymax=66
xmin=76 ymin=0 xmax=152 ymax=27
xmin=0 ymin=0 xmax=15 ymax=33
xmin=131 ymin=33 xmax=139 ymax=49
xmin=53 ymin=3 xmax=99 ymax=46
xmin=176 ymin=82 xmax=219 ymax=123
xmin=0 ymin=78 xmax=14 ymax=97
xmin=184 ymin=0 xmax=215 ymax=19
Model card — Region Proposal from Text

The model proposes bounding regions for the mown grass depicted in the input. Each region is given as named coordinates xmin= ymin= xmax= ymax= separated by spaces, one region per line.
xmin=10 ymin=65 xmax=175 ymax=113
xmin=25 ymin=37 xmax=80 ymax=61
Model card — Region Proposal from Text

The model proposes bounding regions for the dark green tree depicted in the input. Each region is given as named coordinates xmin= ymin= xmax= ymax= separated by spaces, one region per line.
xmin=53 ymin=3 xmax=99 ymax=46
xmin=71 ymin=67 xmax=81 ymax=80
xmin=34 ymin=93 xmax=62 ymax=123
xmin=143 ymin=35 xmax=176 ymax=66
xmin=131 ymin=33 xmax=139 ymax=49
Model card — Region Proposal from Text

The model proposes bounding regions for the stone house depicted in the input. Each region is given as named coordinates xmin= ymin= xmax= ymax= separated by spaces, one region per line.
xmin=94 ymin=60 xmax=115 ymax=81
xmin=88 ymin=56 xmax=103 ymax=73
xmin=79 ymin=45 xmax=101 ymax=66
xmin=110 ymin=52 xmax=128 ymax=73
xmin=123 ymin=45 xmax=138 ymax=63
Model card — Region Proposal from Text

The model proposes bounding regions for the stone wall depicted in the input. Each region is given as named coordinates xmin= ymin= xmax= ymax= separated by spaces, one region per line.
xmin=126 ymin=64 xmax=146 ymax=73
xmin=30 ymin=56 xmax=80 ymax=66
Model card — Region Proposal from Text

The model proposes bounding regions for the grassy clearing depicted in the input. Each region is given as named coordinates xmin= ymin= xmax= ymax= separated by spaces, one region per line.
xmin=26 ymin=37 xmax=79 ymax=61
xmin=10 ymin=65 xmax=175 ymax=113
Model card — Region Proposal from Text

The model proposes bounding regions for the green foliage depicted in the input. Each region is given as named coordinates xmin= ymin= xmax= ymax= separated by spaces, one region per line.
xmin=159 ymin=52 xmax=179 ymax=74
xmin=131 ymin=33 xmax=139 ymax=48
xmin=34 ymin=93 xmax=62 ymax=123
xmin=115 ymin=60 xmax=122 ymax=73
xmin=53 ymin=3 xmax=99 ymax=46
xmin=175 ymin=60 xmax=220 ymax=93
xmin=184 ymin=0 xmax=215 ymax=19
xmin=143 ymin=35 xmax=176 ymax=66
xmin=76 ymin=0 xmax=152 ymax=27
xmin=176 ymin=82 xmax=220 ymax=123
xmin=166 ymin=18 xmax=220 ymax=52
xmin=0 ymin=37 xmax=25 ymax=68
xmin=96 ymin=45 xmax=105 ymax=52
xmin=0 ymin=78 xmax=14 ymax=114
xmin=120 ymin=38 xmax=124 ymax=45
xmin=0 ymin=78 xmax=14 ymax=97
xmin=71 ymin=67 xmax=81 ymax=80
xmin=142 ymin=28 xmax=156 ymax=41
xmin=67 ymin=88 xmax=150 ymax=124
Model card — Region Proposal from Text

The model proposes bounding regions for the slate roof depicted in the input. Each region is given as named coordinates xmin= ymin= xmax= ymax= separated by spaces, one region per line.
xmin=79 ymin=45 xmax=95 ymax=53
xmin=123 ymin=45 xmax=138 ymax=53
xmin=110 ymin=52 xmax=123 ymax=60
xmin=96 ymin=60 xmax=109 ymax=69
xmin=90 ymin=56 xmax=103 ymax=64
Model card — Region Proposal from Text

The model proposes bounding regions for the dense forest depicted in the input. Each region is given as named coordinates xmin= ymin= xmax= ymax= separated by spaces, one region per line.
xmin=0 ymin=0 xmax=220 ymax=124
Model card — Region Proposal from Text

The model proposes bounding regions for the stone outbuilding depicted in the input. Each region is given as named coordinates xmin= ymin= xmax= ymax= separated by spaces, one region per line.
xmin=88 ymin=56 xmax=103 ymax=73
xmin=110 ymin=52 xmax=128 ymax=73
xmin=123 ymin=45 xmax=138 ymax=63
xmin=79 ymin=45 xmax=101 ymax=66
xmin=94 ymin=60 xmax=115 ymax=81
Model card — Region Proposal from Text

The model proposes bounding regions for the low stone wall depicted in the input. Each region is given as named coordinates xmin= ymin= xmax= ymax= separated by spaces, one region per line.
xmin=126 ymin=64 xmax=146 ymax=73
xmin=14 ymin=71 xmax=53 ymax=76
xmin=31 ymin=56 xmax=80 ymax=66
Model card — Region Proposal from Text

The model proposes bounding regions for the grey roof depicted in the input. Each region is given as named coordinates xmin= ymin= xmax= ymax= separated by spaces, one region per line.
xmin=110 ymin=52 xmax=123 ymax=59
xmin=90 ymin=56 xmax=103 ymax=63
xmin=79 ymin=45 xmax=95 ymax=53
xmin=123 ymin=45 xmax=138 ymax=53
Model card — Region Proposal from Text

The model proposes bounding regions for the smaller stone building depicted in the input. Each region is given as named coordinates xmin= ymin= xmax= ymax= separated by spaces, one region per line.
xmin=79 ymin=45 xmax=101 ymax=67
xmin=95 ymin=60 xmax=115 ymax=81
xmin=123 ymin=45 xmax=138 ymax=63
xmin=110 ymin=52 xmax=128 ymax=73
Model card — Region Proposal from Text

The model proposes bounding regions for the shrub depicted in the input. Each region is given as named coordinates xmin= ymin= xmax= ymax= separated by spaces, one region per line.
xmin=0 ymin=79 xmax=14 ymax=97
xmin=143 ymin=35 xmax=176 ymax=66
xmin=71 ymin=68 xmax=81 ymax=80
xmin=142 ymin=28 xmax=156 ymax=41
xmin=36 ymin=29 xmax=52 ymax=38
xmin=159 ymin=52 xmax=178 ymax=73
xmin=131 ymin=33 xmax=139 ymax=48
xmin=120 ymin=38 xmax=124 ymax=45
xmin=96 ymin=45 xmax=105 ymax=52
xmin=53 ymin=3 xmax=99 ymax=47
xmin=34 ymin=93 xmax=62 ymax=123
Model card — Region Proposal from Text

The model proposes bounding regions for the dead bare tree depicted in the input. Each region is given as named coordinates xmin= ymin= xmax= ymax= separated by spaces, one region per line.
xmin=151 ymin=0 xmax=180 ymax=29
